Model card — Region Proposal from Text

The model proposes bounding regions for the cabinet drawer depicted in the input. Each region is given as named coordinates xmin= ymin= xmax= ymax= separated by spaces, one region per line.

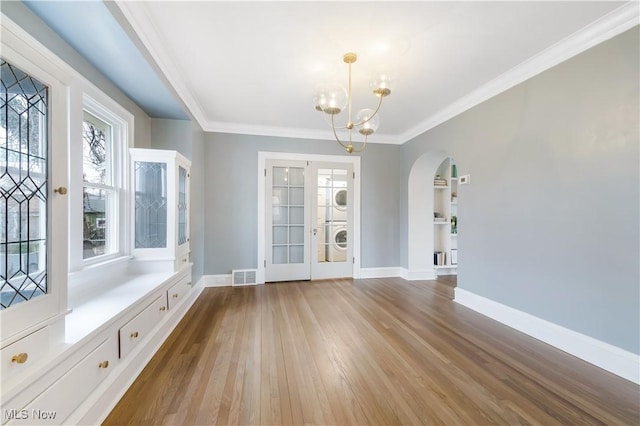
xmin=9 ymin=338 xmax=115 ymax=425
xmin=167 ymin=276 xmax=192 ymax=310
xmin=1 ymin=327 xmax=49 ymax=383
xmin=119 ymin=295 xmax=167 ymax=359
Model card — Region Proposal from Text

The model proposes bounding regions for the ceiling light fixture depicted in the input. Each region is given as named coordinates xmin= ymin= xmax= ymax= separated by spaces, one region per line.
xmin=313 ymin=52 xmax=391 ymax=154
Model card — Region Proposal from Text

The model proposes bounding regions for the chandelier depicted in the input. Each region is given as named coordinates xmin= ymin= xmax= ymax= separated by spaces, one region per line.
xmin=313 ymin=52 xmax=391 ymax=154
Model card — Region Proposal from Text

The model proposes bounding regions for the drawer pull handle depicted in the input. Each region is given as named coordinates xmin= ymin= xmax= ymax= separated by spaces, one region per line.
xmin=172 ymin=293 xmax=178 ymax=298
xmin=130 ymin=331 xmax=139 ymax=338
xmin=187 ymin=282 xmax=192 ymax=287
xmin=11 ymin=353 xmax=28 ymax=364
xmin=159 ymin=306 xmax=166 ymax=311
xmin=183 ymin=258 xmax=187 ymax=262
xmin=98 ymin=360 xmax=109 ymax=369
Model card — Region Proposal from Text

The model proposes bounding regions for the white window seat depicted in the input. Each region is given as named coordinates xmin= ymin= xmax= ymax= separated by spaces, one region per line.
xmin=65 ymin=270 xmax=174 ymax=344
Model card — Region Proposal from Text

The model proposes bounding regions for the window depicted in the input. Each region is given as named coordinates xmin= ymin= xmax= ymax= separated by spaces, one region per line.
xmin=70 ymin=94 xmax=130 ymax=270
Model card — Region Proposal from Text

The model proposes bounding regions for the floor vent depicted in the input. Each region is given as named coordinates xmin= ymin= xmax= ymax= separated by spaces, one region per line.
xmin=232 ymin=269 xmax=257 ymax=286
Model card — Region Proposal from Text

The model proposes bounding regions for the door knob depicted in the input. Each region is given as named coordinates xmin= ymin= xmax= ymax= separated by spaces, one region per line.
xmin=54 ymin=187 xmax=67 ymax=195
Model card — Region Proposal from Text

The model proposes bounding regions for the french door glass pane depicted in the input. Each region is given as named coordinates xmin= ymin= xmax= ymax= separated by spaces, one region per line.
xmin=1 ymin=59 xmax=49 ymax=309
xmin=271 ymin=166 xmax=304 ymax=265
xmin=316 ymin=168 xmax=348 ymax=263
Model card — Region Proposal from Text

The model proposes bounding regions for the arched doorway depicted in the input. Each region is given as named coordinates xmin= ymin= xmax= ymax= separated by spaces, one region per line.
xmin=407 ymin=150 xmax=458 ymax=281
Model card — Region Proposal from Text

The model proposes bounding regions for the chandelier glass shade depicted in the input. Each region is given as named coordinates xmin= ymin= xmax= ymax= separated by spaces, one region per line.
xmin=313 ymin=52 xmax=391 ymax=154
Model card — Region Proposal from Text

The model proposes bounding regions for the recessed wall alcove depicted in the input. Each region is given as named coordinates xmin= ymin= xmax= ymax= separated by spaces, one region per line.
xmin=407 ymin=150 xmax=458 ymax=281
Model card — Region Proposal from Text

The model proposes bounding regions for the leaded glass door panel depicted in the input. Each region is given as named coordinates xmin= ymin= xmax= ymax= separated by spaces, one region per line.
xmin=134 ymin=161 xmax=168 ymax=249
xmin=177 ymin=165 xmax=188 ymax=246
xmin=1 ymin=56 xmax=68 ymax=339
xmin=1 ymin=59 xmax=49 ymax=309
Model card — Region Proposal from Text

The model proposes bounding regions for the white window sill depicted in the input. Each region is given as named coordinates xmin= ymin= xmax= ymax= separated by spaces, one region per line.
xmin=68 ymin=255 xmax=133 ymax=306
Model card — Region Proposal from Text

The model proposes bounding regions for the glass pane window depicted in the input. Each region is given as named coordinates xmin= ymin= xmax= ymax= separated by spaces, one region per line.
xmin=83 ymin=187 xmax=115 ymax=259
xmin=82 ymin=111 xmax=116 ymax=260
xmin=1 ymin=58 xmax=48 ymax=309
xmin=83 ymin=112 xmax=111 ymax=185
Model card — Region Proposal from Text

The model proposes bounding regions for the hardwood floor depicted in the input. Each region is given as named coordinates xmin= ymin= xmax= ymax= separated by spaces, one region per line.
xmin=104 ymin=278 xmax=639 ymax=425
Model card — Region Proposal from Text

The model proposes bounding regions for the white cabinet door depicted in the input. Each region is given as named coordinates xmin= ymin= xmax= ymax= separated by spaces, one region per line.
xmin=0 ymin=51 xmax=68 ymax=341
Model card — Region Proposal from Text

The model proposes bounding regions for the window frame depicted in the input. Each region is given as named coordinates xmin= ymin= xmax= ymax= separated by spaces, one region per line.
xmin=68 ymin=90 xmax=132 ymax=273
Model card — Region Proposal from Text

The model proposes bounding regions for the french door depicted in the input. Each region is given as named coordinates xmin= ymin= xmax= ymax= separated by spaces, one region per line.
xmin=265 ymin=160 xmax=353 ymax=282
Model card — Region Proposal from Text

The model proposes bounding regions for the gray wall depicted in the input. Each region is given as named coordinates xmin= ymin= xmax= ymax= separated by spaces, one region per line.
xmin=400 ymin=27 xmax=639 ymax=354
xmin=1 ymin=1 xmax=151 ymax=148
xmin=203 ymin=133 xmax=401 ymax=275
xmin=150 ymin=119 xmax=206 ymax=285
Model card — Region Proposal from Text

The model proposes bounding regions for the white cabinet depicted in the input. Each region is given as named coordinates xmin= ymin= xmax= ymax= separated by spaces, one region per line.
xmin=0 ymin=53 xmax=68 ymax=379
xmin=433 ymin=158 xmax=458 ymax=275
xmin=129 ymin=149 xmax=191 ymax=273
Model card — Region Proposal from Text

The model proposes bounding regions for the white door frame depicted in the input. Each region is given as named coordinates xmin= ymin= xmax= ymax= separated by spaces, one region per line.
xmin=257 ymin=152 xmax=361 ymax=284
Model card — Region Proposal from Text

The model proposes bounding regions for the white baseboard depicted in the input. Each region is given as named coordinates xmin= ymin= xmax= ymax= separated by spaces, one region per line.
xmin=400 ymin=268 xmax=437 ymax=281
xmin=454 ymin=288 xmax=640 ymax=385
xmin=202 ymin=274 xmax=232 ymax=287
xmin=206 ymin=269 xmax=439 ymax=282
xmin=359 ymin=267 xmax=404 ymax=279
xmin=210 ymin=270 xmax=409 ymax=282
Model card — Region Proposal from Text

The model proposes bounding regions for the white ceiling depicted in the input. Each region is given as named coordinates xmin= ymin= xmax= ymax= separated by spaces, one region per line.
xmin=116 ymin=1 xmax=633 ymax=144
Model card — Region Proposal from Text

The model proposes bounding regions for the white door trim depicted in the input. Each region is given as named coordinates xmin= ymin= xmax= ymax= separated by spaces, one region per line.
xmin=257 ymin=152 xmax=361 ymax=284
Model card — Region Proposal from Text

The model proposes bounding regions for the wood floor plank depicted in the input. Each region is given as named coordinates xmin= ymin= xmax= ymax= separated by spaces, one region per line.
xmin=104 ymin=277 xmax=639 ymax=426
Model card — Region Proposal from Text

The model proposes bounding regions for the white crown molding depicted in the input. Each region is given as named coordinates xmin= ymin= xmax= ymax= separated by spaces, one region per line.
xmin=398 ymin=2 xmax=640 ymax=144
xmin=114 ymin=1 xmax=210 ymax=128
xmin=455 ymin=288 xmax=640 ymax=385
xmin=204 ymin=121 xmax=403 ymax=144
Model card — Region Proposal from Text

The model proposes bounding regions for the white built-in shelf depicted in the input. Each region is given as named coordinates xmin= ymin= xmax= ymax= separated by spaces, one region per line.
xmin=451 ymin=177 xmax=458 ymax=181
xmin=435 ymin=264 xmax=458 ymax=269
xmin=451 ymin=201 xmax=457 ymax=205
xmin=434 ymin=185 xmax=448 ymax=189
xmin=451 ymin=234 xmax=458 ymax=237
xmin=434 ymin=221 xmax=448 ymax=225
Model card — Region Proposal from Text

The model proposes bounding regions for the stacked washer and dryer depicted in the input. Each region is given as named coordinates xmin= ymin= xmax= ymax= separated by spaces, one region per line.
xmin=327 ymin=187 xmax=347 ymax=262
xmin=317 ymin=180 xmax=348 ymax=263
